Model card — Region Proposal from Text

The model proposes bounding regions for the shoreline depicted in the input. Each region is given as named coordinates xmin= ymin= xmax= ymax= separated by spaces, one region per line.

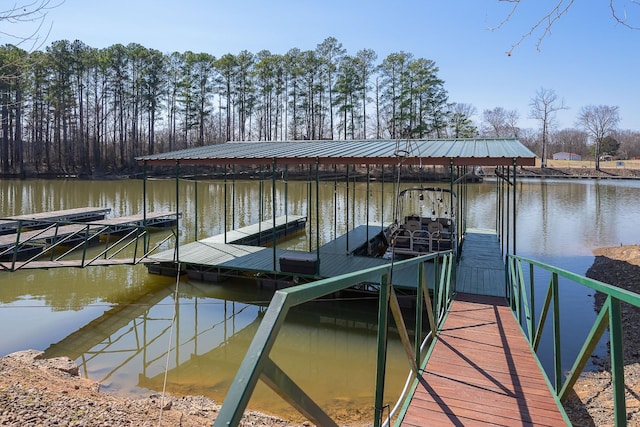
xmin=0 ymin=350 xmax=295 ymax=426
xmin=563 ymin=245 xmax=640 ymax=426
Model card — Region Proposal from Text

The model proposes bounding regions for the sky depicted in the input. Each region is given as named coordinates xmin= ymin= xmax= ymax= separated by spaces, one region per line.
xmin=11 ymin=0 xmax=640 ymax=131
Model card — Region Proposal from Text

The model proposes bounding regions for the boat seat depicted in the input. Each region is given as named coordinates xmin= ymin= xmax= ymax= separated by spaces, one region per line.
xmin=405 ymin=218 xmax=421 ymax=233
xmin=427 ymin=221 xmax=443 ymax=235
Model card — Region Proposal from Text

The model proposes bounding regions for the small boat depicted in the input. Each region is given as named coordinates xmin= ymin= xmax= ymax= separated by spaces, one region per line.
xmin=384 ymin=187 xmax=457 ymax=259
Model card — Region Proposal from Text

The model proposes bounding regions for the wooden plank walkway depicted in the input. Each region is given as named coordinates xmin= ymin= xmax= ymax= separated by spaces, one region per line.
xmin=400 ymin=293 xmax=567 ymax=426
xmin=456 ymin=228 xmax=506 ymax=297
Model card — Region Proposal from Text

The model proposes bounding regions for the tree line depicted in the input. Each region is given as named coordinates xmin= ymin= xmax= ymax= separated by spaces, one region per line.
xmin=1 ymin=36 xmax=638 ymax=178
xmin=0 ymin=37 xmax=459 ymax=176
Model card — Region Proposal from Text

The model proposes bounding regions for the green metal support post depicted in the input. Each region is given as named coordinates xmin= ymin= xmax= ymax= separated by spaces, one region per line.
xmin=316 ymin=159 xmax=320 ymax=273
xmin=272 ymin=159 xmax=277 ymax=271
xmin=175 ymin=160 xmax=180 ymax=262
xmin=609 ymin=297 xmax=627 ymax=426
xmin=552 ymin=273 xmax=562 ymax=392
xmin=194 ymin=165 xmax=198 ymax=241
xmin=143 ymin=161 xmax=148 ymax=252
xmin=373 ymin=273 xmax=391 ymax=427
xmin=224 ymin=165 xmax=228 ymax=243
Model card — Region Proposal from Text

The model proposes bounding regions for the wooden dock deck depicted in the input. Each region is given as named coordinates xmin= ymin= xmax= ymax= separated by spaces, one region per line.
xmin=456 ymin=228 xmax=506 ymax=297
xmin=400 ymin=293 xmax=567 ymax=426
xmin=88 ymin=211 xmax=180 ymax=232
xmin=201 ymin=215 xmax=306 ymax=245
xmin=146 ymin=221 xmax=434 ymax=288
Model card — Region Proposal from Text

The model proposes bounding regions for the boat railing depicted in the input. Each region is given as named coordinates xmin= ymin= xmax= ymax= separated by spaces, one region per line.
xmin=507 ymin=255 xmax=640 ymax=426
xmin=213 ymin=250 xmax=456 ymax=427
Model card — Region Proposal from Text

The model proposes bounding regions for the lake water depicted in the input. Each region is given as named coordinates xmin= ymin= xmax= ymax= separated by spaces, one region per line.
xmin=1 ymin=178 xmax=639 ymax=422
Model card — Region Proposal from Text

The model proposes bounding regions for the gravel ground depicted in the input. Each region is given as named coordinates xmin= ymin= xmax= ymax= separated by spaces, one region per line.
xmin=0 ymin=350 xmax=296 ymax=426
xmin=563 ymin=245 xmax=640 ymax=426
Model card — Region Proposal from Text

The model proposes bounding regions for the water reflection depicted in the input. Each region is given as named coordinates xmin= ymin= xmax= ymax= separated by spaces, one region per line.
xmin=44 ymin=278 xmax=406 ymax=421
xmin=2 ymin=178 xmax=640 ymax=421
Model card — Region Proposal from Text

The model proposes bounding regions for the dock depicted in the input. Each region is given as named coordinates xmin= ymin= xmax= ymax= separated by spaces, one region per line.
xmin=0 ymin=207 xmax=111 ymax=234
xmin=201 ymin=215 xmax=306 ymax=245
xmin=0 ymin=224 xmax=103 ymax=260
xmin=398 ymin=230 xmax=567 ymax=426
xmin=145 ymin=222 xmax=437 ymax=287
xmin=456 ymin=228 xmax=506 ymax=296
xmin=0 ymin=209 xmax=180 ymax=269
xmin=87 ymin=211 xmax=180 ymax=233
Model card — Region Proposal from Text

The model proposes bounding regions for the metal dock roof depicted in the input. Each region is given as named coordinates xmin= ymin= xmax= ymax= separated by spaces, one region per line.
xmin=136 ymin=138 xmax=536 ymax=167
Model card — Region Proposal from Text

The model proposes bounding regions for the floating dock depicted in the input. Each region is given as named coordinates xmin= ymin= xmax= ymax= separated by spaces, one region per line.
xmin=0 ymin=209 xmax=179 ymax=268
xmin=146 ymin=221 xmax=434 ymax=289
xmin=87 ymin=211 xmax=181 ymax=233
xmin=0 ymin=207 xmax=111 ymax=234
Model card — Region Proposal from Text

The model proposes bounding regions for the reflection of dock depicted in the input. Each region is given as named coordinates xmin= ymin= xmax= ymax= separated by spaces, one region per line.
xmin=45 ymin=285 xmax=175 ymax=360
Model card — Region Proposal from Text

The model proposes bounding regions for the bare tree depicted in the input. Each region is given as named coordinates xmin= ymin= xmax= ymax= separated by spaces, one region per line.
xmin=1 ymin=1 xmax=61 ymax=51
xmin=482 ymin=107 xmax=519 ymax=137
xmin=576 ymin=105 xmax=620 ymax=170
xmin=492 ymin=0 xmax=640 ymax=55
xmin=529 ymin=87 xmax=567 ymax=167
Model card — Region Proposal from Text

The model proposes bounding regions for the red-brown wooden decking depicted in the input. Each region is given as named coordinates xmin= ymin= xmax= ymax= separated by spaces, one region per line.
xmin=401 ymin=293 xmax=567 ymax=426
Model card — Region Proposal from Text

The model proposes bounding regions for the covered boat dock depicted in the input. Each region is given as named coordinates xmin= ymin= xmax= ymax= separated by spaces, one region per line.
xmin=136 ymin=138 xmax=536 ymax=287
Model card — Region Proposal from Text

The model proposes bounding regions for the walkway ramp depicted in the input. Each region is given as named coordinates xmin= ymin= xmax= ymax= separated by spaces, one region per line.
xmin=401 ymin=293 xmax=567 ymax=426
xmin=456 ymin=228 xmax=506 ymax=297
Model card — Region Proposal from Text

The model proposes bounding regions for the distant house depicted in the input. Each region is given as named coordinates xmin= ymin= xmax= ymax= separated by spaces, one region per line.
xmin=552 ymin=152 xmax=582 ymax=161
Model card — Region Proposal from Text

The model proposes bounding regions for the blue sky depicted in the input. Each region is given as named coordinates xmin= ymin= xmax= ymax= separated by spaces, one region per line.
xmin=26 ymin=1 xmax=640 ymax=131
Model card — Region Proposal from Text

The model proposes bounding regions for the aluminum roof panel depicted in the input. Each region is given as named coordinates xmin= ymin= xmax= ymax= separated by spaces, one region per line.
xmin=136 ymin=138 xmax=536 ymax=166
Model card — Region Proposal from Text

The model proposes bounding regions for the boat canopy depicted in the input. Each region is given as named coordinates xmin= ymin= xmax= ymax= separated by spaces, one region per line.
xmin=136 ymin=138 xmax=536 ymax=167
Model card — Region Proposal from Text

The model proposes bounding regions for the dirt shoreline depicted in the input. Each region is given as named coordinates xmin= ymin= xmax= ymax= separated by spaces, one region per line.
xmin=0 ymin=350 xmax=295 ymax=426
xmin=563 ymin=245 xmax=640 ymax=426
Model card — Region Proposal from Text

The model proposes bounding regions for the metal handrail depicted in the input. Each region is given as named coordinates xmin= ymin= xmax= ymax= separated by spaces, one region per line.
xmin=213 ymin=250 xmax=455 ymax=427
xmin=507 ymin=255 xmax=640 ymax=427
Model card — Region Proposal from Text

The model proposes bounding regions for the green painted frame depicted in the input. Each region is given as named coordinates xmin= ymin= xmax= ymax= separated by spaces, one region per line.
xmin=507 ymin=255 xmax=640 ymax=427
xmin=212 ymin=250 xmax=455 ymax=427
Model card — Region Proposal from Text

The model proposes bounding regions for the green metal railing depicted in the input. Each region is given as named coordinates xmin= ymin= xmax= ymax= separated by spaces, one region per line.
xmin=507 ymin=255 xmax=640 ymax=427
xmin=213 ymin=250 xmax=455 ymax=427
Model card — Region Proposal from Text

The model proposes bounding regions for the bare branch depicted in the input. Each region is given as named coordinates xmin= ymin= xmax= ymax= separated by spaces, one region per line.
xmin=611 ymin=0 xmax=640 ymax=29
xmin=0 ymin=1 xmax=63 ymax=51
xmin=491 ymin=0 xmax=640 ymax=55
xmin=491 ymin=0 xmax=576 ymax=56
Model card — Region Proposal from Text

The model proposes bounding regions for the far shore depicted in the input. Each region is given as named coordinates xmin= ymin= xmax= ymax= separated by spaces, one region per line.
xmin=2 ymin=159 xmax=640 ymax=182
